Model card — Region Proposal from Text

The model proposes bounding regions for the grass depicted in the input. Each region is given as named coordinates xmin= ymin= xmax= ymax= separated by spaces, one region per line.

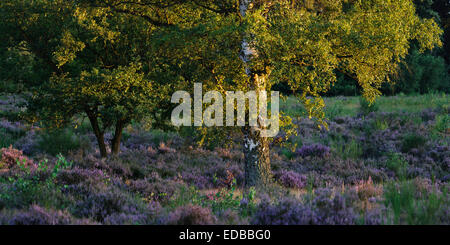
xmin=281 ymin=93 xmax=449 ymax=119
xmin=0 ymin=127 xmax=25 ymax=148
xmin=384 ymin=180 xmax=448 ymax=225
xmin=331 ymin=138 xmax=362 ymax=160
xmin=37 ymin=129 xmax=90 ymax=156
xmin=386 ymin=152 xmax=408 ymax=180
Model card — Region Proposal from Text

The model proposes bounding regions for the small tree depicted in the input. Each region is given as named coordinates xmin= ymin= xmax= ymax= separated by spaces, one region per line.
xmin=0 ymin=0 xmax=161 ymax=157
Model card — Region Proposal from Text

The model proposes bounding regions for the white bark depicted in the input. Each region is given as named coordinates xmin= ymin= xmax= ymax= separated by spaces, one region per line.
xmin=239 ymin=0 xmax=257 ymax=76
xmin=239 ymin=1 xmax=271 ymax=186
xmin=240 ymin=0 xmax=258 ymax=166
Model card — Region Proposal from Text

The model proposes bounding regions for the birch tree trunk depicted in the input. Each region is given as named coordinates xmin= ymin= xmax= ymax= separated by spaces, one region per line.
xmin=240 ymin=0 xmax=272 ymax=187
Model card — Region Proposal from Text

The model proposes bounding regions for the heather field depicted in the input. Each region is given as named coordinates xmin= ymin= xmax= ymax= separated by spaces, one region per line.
xmin=0 ymin=94 xmax=449 ymax=225
xmin=1 ymin=0 xmax=450 ymax=231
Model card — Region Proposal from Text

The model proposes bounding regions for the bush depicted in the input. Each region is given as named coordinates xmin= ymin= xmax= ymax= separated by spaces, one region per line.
xmin=164 ymin=204 xmax=217 ymax=225
xmin=386 ymin=153 xmax=408 ymax=179
xmin=216 ymin=209 xmax=248 ymax=225
xmin=433 ymin=114 xmax=449 ymax=135
xmin=401 ymin=133 xmax=427 ymax=153
xmin=359 ymin=97 xmax=379 ymax=116
xmin=251 ymin=197 xmax=314 ymax=225
xmin=37 ymin=129 xmax=88 ymax=156
xmin=275 ymin=170 xmax=307 ymax=189
xmin=0 ymin=162 xmax=71 ymax=209
xmin=72 ymin=187 xmax=150 ymax=224
xmin=126 ymin=178 xmax=185 ymax=203
xmin=295 ymin=144 xmax=330 ymax=158
xmin=384 ymin=180 xmax=449 ymax=224
xmin=393 ymin=49 xmax=450 ymax=94
xmin=0 ymin=146 xmax=34 ymax=169
xmin=0 ymin=205 xmax=74 ymax=225
xmin=55 ymin=167 xmax=107 ymax=186
xmin=252 ymin=189 xmax=358 ymax=225
xmin=0 ymin=123 xmax=26 ymax=149
xmin=309 ymin=188 xmax=358 ymax=225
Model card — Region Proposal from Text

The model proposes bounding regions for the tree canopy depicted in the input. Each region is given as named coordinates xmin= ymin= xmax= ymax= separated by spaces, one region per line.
xmin=0 ymin=0 xmax=443 ymax=184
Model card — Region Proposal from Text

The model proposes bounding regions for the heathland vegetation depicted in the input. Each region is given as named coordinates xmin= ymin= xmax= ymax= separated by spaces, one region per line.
xmin=0 ymin=0 xmax=449 ymax=225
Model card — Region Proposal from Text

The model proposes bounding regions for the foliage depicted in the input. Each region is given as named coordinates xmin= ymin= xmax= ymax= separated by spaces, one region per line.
xmin=0 ymin=205 xmax=79 ymax=225
xmin=393 ymin=48 xmax=450 ymax=94
xmin=401 ymin=133 xmax=427 ymax=153
xmin=72 ymin=187 xmax=152 ymax=224
xmin=0 ymin=0 xmax=160 ymax=157
xmin=0 ymin=94 xmax=448 ymax=224
xmin=275 ymin=170 xmax=307 ymax=189
xmin=0 ymin=120 xmax=26 ymax=148
xmin=359 ymin=97 xmax=379 ymax=116
xmin=295 ymin=144 xmax=330 ymax=158
xmin=0 ymin=0 xmax=448 ymax=225
xmin=36 ymin=129 xmax=88 ymax=156
xmin=0 ymin=146 xmax=33 ymax=169
xmin=384 ymin=180 xmax=449 ymax=224
xmin=164 ymin=204 xmax=217 ymax=225
xmin=386 ymin=153 xmax=409 ymax=179
xmin=0 ymin=0 xmax=443 ymax=160
xmin=433 ymin=114 xmax=449 ymax=135
xmin=251 ymin=188 xmax=358 ymax=225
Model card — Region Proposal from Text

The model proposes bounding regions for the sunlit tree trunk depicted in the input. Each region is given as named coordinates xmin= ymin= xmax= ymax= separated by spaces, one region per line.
xmin=240 ymin=0 xmax=272 ymax=187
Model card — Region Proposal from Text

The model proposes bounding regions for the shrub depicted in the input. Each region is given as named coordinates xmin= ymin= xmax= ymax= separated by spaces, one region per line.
xmin=0 ymin=128 xmax=15 ymax=149
xmin=217 ymin=209 xmax=248 ymax=225
xmin=164 ymin=204 xmax=217 ymax=225
xmin=332 ymin=138 xmax=362 ymax=160
xmin=158 ymin=142 xmax=176 ymax=154
xmin=0 ymin=120 xmax=26 ymax=148
xmin=355 ymin=176 xmax=382 ymax=198
xmin=72 ymin=187 xmax=149 ymax=223
xmin=56 ymin=167 xmax=107 ymax=186
xmin=12 ymin=130 xmax=38 ymax=155
xmin=359 ymin=97 xmax=379 ymax=116
xmin=103 ymin=212 xmax=150 ymax=225
xmin=295 ymin=144 xmax=330 ymax=158
xmin=252 ymin=189 xmax=358 ymax=225
xmin=251 ymin=197 xmax=314 ymax=225
xmin=383 ymin=180 xmax=449 ymax=224
xmin=37 ymin=129 xmax=86 ymax=156
xmin=362 ymin=207 xmax=391 ymax=225
xmin=0 ymin=170 xmax=67 ymax=209
xmin=280 ymin=148 xmax=295 ymax=160
xmin=393 ymin=49 xmax=450 ymax=94
xmin=275 ymin=170 xmax=307 ymax=189
xmin=0 ymin=205 xmax=73 ymax=225
xmin=126 ymin=178 xmax=185 ymax=203
xmin=401 ymin=133 xmax=427 ymax=153
xmin=124 ymin=130 xmax=180 ymax=150
xmin=181 ymin=172 xmax=212 ymax=189
xmin=0 ymin=145 xmax=34 ymax=169
xmin=386 ymin=153 xmax=408 ymax=179
xmin=433 ymin=114 xmax=449 ymax=135
xmin=360 ymin=128 xmax=397 ymax=158
xmin=309 ymin=188 xmax=358 ymax=225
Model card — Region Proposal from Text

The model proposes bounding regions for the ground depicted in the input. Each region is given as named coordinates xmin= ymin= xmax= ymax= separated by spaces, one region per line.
xmin=0 ymin=94 xmax=449 ymax=225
